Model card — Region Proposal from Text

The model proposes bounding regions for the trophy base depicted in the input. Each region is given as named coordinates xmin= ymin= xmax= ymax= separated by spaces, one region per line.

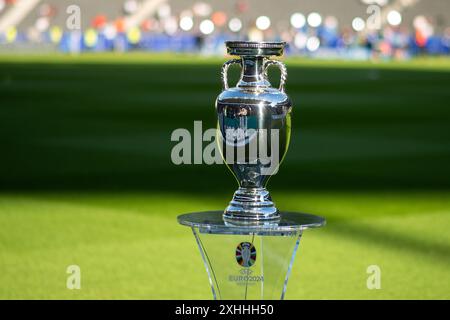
xmin=178 ymin=211 xmax=325 ymax=300
xmin=224 ymin=187 xmax=280 ymax=222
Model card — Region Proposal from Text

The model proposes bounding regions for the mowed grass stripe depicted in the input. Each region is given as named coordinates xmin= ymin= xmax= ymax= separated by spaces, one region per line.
xmin=0 ymin=54 xmax=449 ymax=298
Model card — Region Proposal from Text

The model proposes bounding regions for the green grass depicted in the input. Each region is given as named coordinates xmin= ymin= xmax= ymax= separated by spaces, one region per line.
xmin=0 ymin=53 xmax=449 ymax=299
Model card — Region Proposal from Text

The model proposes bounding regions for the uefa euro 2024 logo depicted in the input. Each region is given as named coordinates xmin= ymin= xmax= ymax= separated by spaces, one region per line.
xmin=235 ymin=242 xmax=257 ymax=268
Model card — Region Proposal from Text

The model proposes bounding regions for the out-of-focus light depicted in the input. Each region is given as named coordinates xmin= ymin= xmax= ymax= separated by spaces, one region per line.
xmin=84 ymin=28 xmax=98 ymax=48
xmin=123 ymin=0 xmax=139 ymax=15
xmin=387 ymin=10 xmax=402 ymax=26
xmin=290 ymin=13 xmax=305 ymax=29
xmin=306 ymin=36 xmax=320 ymax=51
xmin=157 ymin=3 xmax=171 ymax=19
xmin=307 ymin=12 xmax=322 ymax=28
xmin=49 ymin=26 xmax=62 ymax=44
xmin=193 ymin=2 xmax=212 ymax=17
xmin=413 ymin=15 xmax=426 ymax=29
xmin=256 ymin=16 xmax=271 ymax=31
xmin=199 ymin=19 xmax=214 ymax=35
xmin=127 ymin=26 xmax=141 ymax=44
xmin=164 ymin=16 xmax=178 ymax=35
xmin=103 ymin=24 xmax=117 ymax=40
xmin=212 ymin=11 xmax=227 ymax=27
xmin=35 ymin=17 xmax=49 ymax=32
xmin=294 ymin=32 xmax=307 ymax=49
xmin=248 ymin=27 xmax=263 ymax=42
xmin=0 ymin=0 xmax=5 ymax=12
xmin=179 ymin=16 xmax=193 ymax=31
xmin=361 ymin=0 xmax=388 ymax=6
xmin=352 ymin=17 xmax=365 ymax=32
xmin=228 ymin=18 xmax=242 ymax=32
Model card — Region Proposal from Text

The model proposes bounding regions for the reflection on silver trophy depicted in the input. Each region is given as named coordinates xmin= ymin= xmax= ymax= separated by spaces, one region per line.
xmin=216 ymin=41 xmax=292 ymax=222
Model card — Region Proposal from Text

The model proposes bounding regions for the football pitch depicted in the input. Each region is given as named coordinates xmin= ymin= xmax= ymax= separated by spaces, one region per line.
xmin=0 ymin=53 xmax=449 ymax=299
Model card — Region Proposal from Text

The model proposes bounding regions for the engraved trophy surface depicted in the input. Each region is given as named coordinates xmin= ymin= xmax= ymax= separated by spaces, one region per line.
xmin=216 ymin=41 xmax=292 ymax=222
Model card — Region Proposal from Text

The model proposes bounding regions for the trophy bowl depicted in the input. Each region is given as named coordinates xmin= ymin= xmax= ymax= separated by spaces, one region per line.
xmin=216 ymin=41 xmax=292 ymax=222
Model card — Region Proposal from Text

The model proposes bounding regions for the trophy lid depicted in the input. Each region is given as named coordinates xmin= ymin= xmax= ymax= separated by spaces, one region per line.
xmin=226 ymin=41 xmax=286 ymax=57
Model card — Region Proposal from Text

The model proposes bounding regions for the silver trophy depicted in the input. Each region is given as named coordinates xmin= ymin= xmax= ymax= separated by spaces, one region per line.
xmin=217 ymin=41 xmax=291 ymax=222
xmin=178 ymin=41 xmax=325 ymax=300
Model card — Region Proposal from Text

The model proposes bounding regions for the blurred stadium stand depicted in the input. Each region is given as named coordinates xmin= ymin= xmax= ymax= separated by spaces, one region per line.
xmin=0 ymin=0 xmax=449 ymax=58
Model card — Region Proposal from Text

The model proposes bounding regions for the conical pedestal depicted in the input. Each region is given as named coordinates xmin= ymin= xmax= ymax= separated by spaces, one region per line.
xmin=178 ymin=211 xmax=325 ymax=300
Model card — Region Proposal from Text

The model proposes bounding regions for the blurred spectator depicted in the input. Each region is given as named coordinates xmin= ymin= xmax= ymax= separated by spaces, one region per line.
xmin=0 ymin=0 xmax=449 ymax=59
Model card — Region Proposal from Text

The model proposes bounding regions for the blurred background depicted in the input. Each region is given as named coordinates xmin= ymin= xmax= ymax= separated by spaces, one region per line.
xmin=0 ymin=0 xmax=450 ymax=59
xmin=0 ymin=0 xmax=449 ymax=300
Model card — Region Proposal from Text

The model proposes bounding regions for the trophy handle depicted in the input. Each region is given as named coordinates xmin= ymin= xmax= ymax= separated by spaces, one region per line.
xmin=221 ymin=59 xmax=242 ymax=90
xmin=264 ymin=59 xmax=287 ymax=92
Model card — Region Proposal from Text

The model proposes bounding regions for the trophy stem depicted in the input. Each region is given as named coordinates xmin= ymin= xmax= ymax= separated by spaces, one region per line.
xmin=224 ymin=187 xmax=280 ymax=222
xmin=238 ymin=56 xmax=270 ymax=88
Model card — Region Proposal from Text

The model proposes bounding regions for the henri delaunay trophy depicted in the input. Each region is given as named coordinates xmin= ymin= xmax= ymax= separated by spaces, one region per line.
xmin=178 ymin=41 xmax=325 ymax=300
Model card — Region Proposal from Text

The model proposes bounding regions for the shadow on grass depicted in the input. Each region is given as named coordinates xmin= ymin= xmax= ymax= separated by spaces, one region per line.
xmin=325 ymin=221 xmax=450 ymax=266
xmin=1 ymin=61 xmax=450 ymax=193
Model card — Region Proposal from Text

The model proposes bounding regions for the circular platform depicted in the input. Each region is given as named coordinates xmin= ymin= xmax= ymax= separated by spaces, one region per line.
xmin=178 ymin=211 xmax=325 ymax=236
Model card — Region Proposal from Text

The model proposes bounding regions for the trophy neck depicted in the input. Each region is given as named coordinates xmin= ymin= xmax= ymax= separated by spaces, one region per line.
xmin=237 ymin=56 xmax=270 ymax=89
